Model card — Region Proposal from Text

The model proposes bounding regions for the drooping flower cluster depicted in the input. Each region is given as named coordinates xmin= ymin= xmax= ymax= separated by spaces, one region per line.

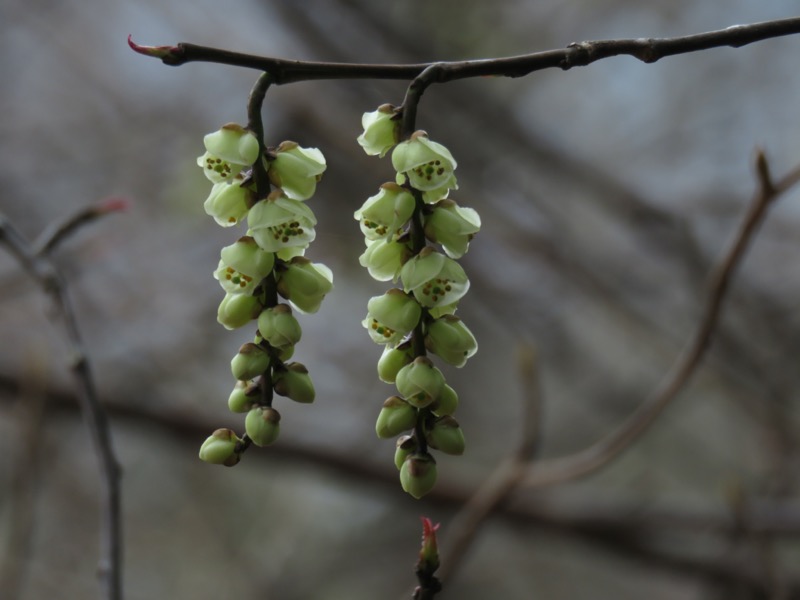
xmin=197 ymin=123 xmax=332 ymax=467
xmin=356 ymin=106 xmax=481 ymax=498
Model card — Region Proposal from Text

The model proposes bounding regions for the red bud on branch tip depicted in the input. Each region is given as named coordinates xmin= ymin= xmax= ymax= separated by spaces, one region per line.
xmin=127 ymin=35 xmax=180 ymax=60
xmin=95 ymin=197 xmax=130 ymax=214
xmin=418 ymin=517 xmax=440 ymax=573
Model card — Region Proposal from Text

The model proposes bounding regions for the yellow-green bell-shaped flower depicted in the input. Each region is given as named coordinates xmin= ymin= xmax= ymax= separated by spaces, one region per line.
xmin=357 ymin=104 xmax=400 ymax=157
xmin=228 ymin=380 xmax=259 ymax=413
xmin=267 ymin=141 xmax=326 ymax=201
xmin=424 ymin=199 xmax=481 ymax=259
xmin=245 ymin=406 xmax=281 ymax=447
xmin=217 ymin=293 xmax=262 ymax=330
xmin=399 ymin=453 xmax=437 ymax=499
xmin=426 ymin=415 xmax=466 ymax=455
xmin=273 ymin=362 xmax=315 ymax=403
xmin=197 ymin=124 xmax=260 ymax=183
xmin=424 ymin=315 xmax=478 ymax=368
xmin=214 ymin=236 xmax=275 ymax=295
xmin=257 ymin=304 xmax=302 ymax=351
xmin=276 ymin=257 xmax=333 ymax=314
xmin=400 ymin=247 xmax=470 ymax=308
xmin=362 ymin=289 xmax=422 ymax=345
xmin=430 ymin=383 xmax=459 ymax=417
xmin=199 ymin=428 xmax=242 ymax=466
xmin=354 ymin=183 xmax=416 ymax=242
xmin=392 ymin=131 xmax=457 ymax=202
xmin=395 ymin=356 xmax=445 ymax=408
xmin=375 ymin=396 xmax=418 ymax=439
xmin=230 ymin=342 xmax=270 ymax=381
xmin=248 ymin=191 xmax=317 ymax=253
xmin=203 ymin=175 xmax=254 ymax=227
xmin=377 ymin=343 xmax=413 ymax=384
xmin=359 ymin=238 xmax=410 ymax=282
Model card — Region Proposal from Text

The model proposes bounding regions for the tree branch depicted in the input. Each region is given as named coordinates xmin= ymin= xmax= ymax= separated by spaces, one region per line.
xmin=0 ymin=206 xmax=123 ymax=600
xmin=522 ymin=150 xmax=798 ymax=489
xmin=129 ymin=17 xmax=800 ymax=83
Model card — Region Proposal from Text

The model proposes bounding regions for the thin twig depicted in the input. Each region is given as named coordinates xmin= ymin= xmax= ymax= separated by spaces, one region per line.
xmin=0 ymin=206 xmax=123 ymax=600
xmin=522 ymin=150 xmax=797 ymax=489
xmin=129 ymin=17 xmax=800 ymax=83
xmin=436 ymin=343 xmax=542 ymax=584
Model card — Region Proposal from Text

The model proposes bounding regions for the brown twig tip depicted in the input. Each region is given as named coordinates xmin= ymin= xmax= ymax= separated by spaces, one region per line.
xmin=127 ymin=35 xmax=182 ymax=63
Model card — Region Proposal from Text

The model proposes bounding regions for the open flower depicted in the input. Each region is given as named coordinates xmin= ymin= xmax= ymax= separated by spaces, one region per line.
xmin=357 ymin=104 xmax=401 ymax=157
xmin=213 ymin=236 xmax=275 ymax=295
xmin=399 ymin=248 xmax=470 ymax=308
xmin=247 ymin=191 xmax=317 ymax=253
xmin=197 ymin=124 xmax=260 ymax=183
xmin=203 ymin=175 xmax=253 ymax=227
xmin=276 ymin=257 xmax=333 ymax=314
xmin=267 ymin=141 xmax=326 ymax=201
xmin=392 ymin=131 xmax=457 ymax=202
xmin=354 ymin=183 xmax=416 ymax=242
xmin=424 ymin=199 xmax=481 ymax=258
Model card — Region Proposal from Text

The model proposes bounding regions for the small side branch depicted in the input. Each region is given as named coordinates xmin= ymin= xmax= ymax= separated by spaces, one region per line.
xmin=129 ymin=17 xmax=800 ymax=84
xmin=523 ymin=149 xmax=796 ymax=489
xmin=0 ymin=205 xmax=123 ymax=600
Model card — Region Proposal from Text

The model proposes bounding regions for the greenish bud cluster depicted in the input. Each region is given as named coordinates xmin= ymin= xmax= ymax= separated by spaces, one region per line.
xmin=356 ymin=108 xmax=480 ymax=498
xmin=196 ymin=122 xmax=332 ymax=466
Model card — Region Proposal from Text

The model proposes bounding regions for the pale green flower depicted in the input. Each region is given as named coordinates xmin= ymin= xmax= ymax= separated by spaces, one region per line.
xmin=399 ymin=248 xmax=470 ymax=308
xmin=359 ymin=238 xmax=410 ymax=282
xmin=273 ymin=362 xmax=315 ymax=403
xmin=357 ymin=104 xmax=400 ymax=157
xmin=203 ymin=175 xmax=253 ymax=227
xmin=276 ymin=257 xmax=333 ymax=314
xmin=392 ymin=131 xmax=457 ymax=202
xmin=199 ymin=428 xmax=241 ymax=466
xmin=213 ymin=236 xmax=275 ymax=294
xmin=425 ymin=415 xmax=465 ymax=455
xmin=230 ymin=342 xmax=270 ymax=381
xmin=247 ymin=191 xmax=317 ymax=253
xmin=424 ymin=315 xmax=478 ymax=368
xmin=245 ymin=407 xmax=281 ymax=447
xmin=399 ymin=453 xmax=437 ymax=499
xmin=375 ymin=396 xmax=417 ymax=439
xmin=395 ymin=356 xmax=445 ymax=408
xmin=424 ymin=199 xmax=481 ymax=258
xmin=217 ymin=293 xmax=262 ymax=330
xmin=354 ymin=183 xmax=416 ymax=242
xmin=257 ymin=304 xmax=302 ymax=350
xmin=268 ymin=141 xmax=326 ymax=201
xmin=197 ymin=124 xmax=260 ymax=183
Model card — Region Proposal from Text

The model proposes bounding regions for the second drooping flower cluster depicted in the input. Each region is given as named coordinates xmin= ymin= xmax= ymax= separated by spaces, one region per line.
xmin=356 ymin=106 xmax=481 ymax=498
xmin=196 ymin=124 xmax=333 ymax=467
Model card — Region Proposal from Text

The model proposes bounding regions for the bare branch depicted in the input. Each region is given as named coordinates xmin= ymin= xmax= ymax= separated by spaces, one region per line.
xmin=522 ymin=149 xmax=794 ymax=489
xmin=0 ymin=211 xmax=123 ymax=600
xmin=129 ymin=17 xmax=800 ymax=84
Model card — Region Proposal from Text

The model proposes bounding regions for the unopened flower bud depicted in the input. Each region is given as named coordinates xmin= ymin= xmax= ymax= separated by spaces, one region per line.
xmin=426 ymin=415 xmax=466 ymax=455
xmin=199 ymin=428 xmax=241 ymax=466
xmin=267 ymin=141 xmax=326 ymax=201
xmin=394 ymin=434 xmax=418 ymax=470
xmin=257 ymin=304 xmax=302 ymax=350
xmin=375 ymin=396 xmax=417 ymax=439
xmin=276 ymin=257 xmax=333 ymax=314
xmin=359 ymin=238 xmax=410 ymax=282
xmin=231 ymin=343 xmax=270 ymax=381
xmin=395 ymin=356 xmax=445 ymax=408
xmin=430 ymin=384 xmax=459 ymax=417
xmin=273 ymin=362 xmax=315 ymax=403
xmin=399 ymin=453 xmax=437 ymax=499
xmin=425 ymin=315 xmax=478 ymax=368
xmin=377 ymin=344 xmax=413 ymax=384
xmin=228 ymin=380 xmax=259 ymax=413
xmin=357 ymin=104 xmax=400 ymax=157
xmin=217 ymin=293 xmax=262 ymax=330
xmin=245 ymin=406 xmax=281 ymax=447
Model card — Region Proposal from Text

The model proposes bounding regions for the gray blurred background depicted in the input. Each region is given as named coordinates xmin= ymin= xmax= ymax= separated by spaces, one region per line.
xmin=2 ymin=1 xmax=800 ymax=598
